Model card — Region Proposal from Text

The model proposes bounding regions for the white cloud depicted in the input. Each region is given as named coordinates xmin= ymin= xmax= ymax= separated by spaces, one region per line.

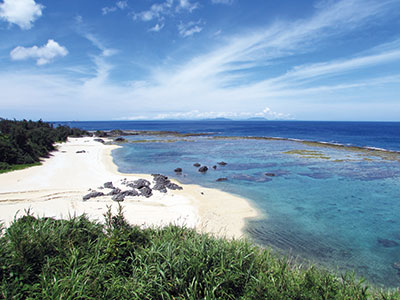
xmin=133 ymin=0 xmax=173 ymax=22
xmin=211 ymin=0 xmax=233 ymax=5
xmin=178 ymin=20 xmax=203 ymax=37
xmin=149 ymin=23 xmax=165 ymax=32
xmin=10 ymin=39 xmax=68 ymax=65
xmin=2 ymin=0 xmax=400 ymax=121
xmin=102 ymin=6 xmax=117 ymax=15
xmin=102 ymin=1 xmax=128 ymax=15
xmin=176 ymin=0 xmax=199 ymax=12
xmin=121 ymin=107 xmax=291 ymax=120
xmin=116 ymin=1 xmax=128 ymax=10
xmin=0 ymin=0 xmax=44 ymax=30
xmin=133 ymin=0 xmax=198 ymax=32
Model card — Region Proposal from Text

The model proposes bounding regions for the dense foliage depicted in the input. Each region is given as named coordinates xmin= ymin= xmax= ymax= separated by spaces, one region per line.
xmin=0 ymin=208 xmax=398 ymax=299
xmin=0 ymin=118 xmax=89 ymax=171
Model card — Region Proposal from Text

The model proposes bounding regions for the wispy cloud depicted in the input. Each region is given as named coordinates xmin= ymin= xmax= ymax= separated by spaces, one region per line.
xmin=1 ymin=0 xmax=400 ymax=121
xmin=133 ymin=0 xmax=199 ymax=33
xmin=102 ymin=0 xmax=128 ymax=15
xmin=0 ymin=0 xmax=44 ymax=30
xmin=176 ymin=0 xmax=199 ymax=12
xmin=132 ymin=0 xmax=173 ymax=22
xmin=177 ymin=20 xmax=204 ymax=37
xmin=211 ymin=0 xmax=233 ymax=5
xmin=149 ymin=23 xmax=165 ymax=32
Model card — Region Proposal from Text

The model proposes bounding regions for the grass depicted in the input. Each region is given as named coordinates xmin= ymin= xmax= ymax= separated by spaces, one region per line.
xmin=0 ymin=162 xmax=42 ymax=174
xmin=0 ymin=207 xmax=399 ymax=299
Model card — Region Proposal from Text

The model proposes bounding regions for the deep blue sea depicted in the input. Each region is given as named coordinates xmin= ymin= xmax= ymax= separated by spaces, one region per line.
xmin=57 ymin=121 xmax=400 ymax=287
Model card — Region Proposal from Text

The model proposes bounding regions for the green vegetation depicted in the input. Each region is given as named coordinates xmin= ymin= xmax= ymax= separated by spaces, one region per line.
xmin=1 ymin=208 xmax=398 ymax=299
xmin=0 ymin=162 xmax=41 ymax=174
xmin=0 ymin=118 xmax=90 ymax=171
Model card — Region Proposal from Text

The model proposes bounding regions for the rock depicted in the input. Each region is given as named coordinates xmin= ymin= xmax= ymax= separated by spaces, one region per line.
xmin=198 ymin=166 xmax=208 ymax=173
xmin=153 ymin=183 xmax=167 ymax=193
xmin=212 ymin=165 xmax=217 ymax=170
xmin=139 ymin=186 xmax=153 ymax=198
xmin=166 ymin=182 xmax=183 ymax=190
xmin=378 ymin=238 xmax=399 ymax=248
xmin=94 ymin=138 xmax=105 ymax=143
xmin=174 ymin=168 xmax=183 ymax=173
xmin=216 ymin=177 xmax=228 ymax=182
xmin=393 ymin=261 xmax=400 ymax=272
xmin=152 ymin=174 xmax=170 ymax=185
xmin=217 ymin=161 xmax=227 ymax=166
xmin=265 ymin=173 xmax=276 ymax=177
xmin=76 ymin=150 xmax=86 ymax=153
xmin=123 ymin=190 xmax=139 ymax=197
xmin=112 ymin=193 xmax=125 ymax=202
xmin=114 ymin=137 xmax=126 ymax=142
xmin=107 ymin=188 xmax=121 ymax=196
xmin=112 ymin=190 xmax=139 ymax=202
xmin=83 ymin=191 xmax=104 ymax=201
xmin=127 ymin=179 xmax=150 ymax=189
xmin=193 ymin=163 xmax=201 ymax=167
xmin=104 ymin=181 xmax=114 ymax=189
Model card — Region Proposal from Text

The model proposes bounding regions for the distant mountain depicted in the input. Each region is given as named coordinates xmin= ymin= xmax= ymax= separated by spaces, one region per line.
xmin=246 ymin=117 xmax=268 ymax=121
xmin=201 ymin=117 xmax=233 ymax=121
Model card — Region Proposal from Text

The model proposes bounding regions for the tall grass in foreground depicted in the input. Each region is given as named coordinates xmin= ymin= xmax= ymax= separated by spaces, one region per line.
xmin=0 ymin=208 xmax=398 ymax=299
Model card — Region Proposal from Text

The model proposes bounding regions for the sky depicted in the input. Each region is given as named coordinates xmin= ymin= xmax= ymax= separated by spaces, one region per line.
xmin=0 ymin=0 xmax=399 ymax=121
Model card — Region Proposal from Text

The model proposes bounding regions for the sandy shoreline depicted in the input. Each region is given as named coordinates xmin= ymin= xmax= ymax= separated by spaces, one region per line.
xmin=0 ymin=137 xmax=260 ymax=238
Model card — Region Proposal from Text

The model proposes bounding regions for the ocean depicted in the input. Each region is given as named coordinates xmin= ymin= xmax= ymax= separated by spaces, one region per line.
xmin=56 ymin=121 xmax=400 ymax=287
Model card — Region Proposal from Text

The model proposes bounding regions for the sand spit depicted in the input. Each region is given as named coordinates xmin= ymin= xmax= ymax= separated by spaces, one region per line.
xmin=0 ymin=137 xmax=259 ymax=238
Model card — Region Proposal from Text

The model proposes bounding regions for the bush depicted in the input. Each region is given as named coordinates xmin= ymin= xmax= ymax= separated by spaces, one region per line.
xmin=0 ymin=208 xmax=399 ymax=299
xmin=0 ymin=118 xmax=90 ymax=168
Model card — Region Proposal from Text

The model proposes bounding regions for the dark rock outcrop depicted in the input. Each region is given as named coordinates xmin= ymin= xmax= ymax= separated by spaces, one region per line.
xmin=216 ymin=178 xmax=228 ymax=182
xmin=217 ymin=161 xmax=227 ymax=166
xmin=153 ymin=183 xmax=167 ymax=193
xmin=212 ymin=165 xmax=217 ymax=170
xmin=378 ymin=238 xmax=399 ymax=248
xmin=166 ymin=182 xmax=183 ymax=190
xmin=151 ymin=173 xmax=183 ymax=192
xmin=174 ymin=168 xmax=183 ymax=173
xmin=193 ymin=163 xmax=201 ymax=167
xmin=127 ymin=179 xmax=150 ymax=189
xmin=198 ymin=166 xmax=208 ymax=173
xmin=76 ymin=150 xmax=86 ymax=153
xmin=104 ymin=181 xmax=114 ymax=189
xmin=265 ymin=173 xmax=276 ymax=177
xmin=107 ymin=188 xmax=121 ymax=196
xmin=139 ymin=186 xmax=153 ymax=198
xmin=114 ymin=137 xmax=126 ymax=142
xmin=94 ymin=138 xmax=105 ymax=144
xmin=112 ymin=190 xmax=139 ymax=202
xmin=83 ymin=191 xmax=104 ymax=201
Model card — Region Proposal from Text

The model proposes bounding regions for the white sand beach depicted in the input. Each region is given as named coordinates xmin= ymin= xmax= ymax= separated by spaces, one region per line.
xmin=0 ymin=137 xmax=259 ymax=238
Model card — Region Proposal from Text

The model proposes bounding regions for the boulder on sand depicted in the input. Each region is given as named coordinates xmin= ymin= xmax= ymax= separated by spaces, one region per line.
xmin=83 ymin=191 xmax=104 ymax=201
xmin=198 ymin=166 xmax=208 ymax=173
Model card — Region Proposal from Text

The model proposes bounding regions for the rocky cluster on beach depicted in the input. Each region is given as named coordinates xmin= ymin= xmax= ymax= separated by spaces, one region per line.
xmin=82 ymin=174 xmax=183 ymax=202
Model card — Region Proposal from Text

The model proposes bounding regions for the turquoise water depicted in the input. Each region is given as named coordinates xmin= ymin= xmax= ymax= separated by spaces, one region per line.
xmin=113 ymin=135 xmax=400 ymax=287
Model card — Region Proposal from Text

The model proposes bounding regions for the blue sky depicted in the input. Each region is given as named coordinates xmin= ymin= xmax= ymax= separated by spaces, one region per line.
xmin=0 ymin=0 xmax=399 ymax=121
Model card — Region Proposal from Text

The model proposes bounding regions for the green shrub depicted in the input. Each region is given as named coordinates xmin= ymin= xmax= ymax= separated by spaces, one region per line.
xmin=0 ymin=209 xmax=399 ymax=299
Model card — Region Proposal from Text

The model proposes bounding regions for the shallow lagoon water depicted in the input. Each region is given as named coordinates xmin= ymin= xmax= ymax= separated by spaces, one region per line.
xmin=113 ymin=135 xmax=400 ymax=287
